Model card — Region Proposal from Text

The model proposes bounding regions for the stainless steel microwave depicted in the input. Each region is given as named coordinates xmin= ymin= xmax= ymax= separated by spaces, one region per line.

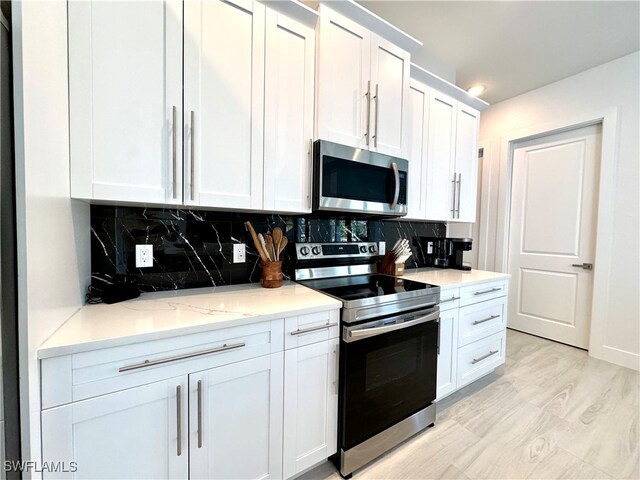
xmin=312 ymin=140 xmax=409 ymax=217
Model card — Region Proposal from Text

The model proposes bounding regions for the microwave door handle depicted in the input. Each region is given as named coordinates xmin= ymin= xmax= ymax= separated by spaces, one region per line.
xmin=390 ymin=162 xmax=400 ymax=209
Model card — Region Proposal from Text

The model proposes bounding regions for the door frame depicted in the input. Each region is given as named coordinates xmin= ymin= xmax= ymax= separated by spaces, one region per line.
xmin=494 ymin=107 xmax=632 ymax=368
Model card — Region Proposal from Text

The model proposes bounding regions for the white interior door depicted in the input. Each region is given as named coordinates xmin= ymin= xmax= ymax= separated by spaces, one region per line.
xmin=508 ymin=124 xmax=602 ymax=348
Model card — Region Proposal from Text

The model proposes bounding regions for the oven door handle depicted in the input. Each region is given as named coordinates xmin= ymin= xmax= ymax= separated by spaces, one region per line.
xmin=390 ymin=162 xmax=400 ymax=209
xmin=345 ymin=309 xmax=439 ymax=342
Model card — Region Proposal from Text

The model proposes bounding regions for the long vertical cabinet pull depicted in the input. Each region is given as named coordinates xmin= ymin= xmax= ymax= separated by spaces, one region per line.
xmin=365 ymin=81 xmax=371 ymax=145
xmin=451 ymin=173 xmax=457 ymax=216
xmin=176 ymin=385 xmax=182 ymax=456
xmin=456 ymin=173 xmax=462 ymax=218
xmin=190 ymin=110 xmax=196 ymax=201
xmin=197 ymin=379 xmax=203 ymax=448
xmin=373 ymin=83 xmax=379 ymax=148
xmin=172 ymin=106 xmax=178 ymax=199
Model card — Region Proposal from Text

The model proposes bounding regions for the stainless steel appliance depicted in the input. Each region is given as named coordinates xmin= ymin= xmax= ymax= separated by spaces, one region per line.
xmin=312 ymin=140 xmax=409 ymax=217
xmin=416 ymin=237 xmax=473 ymax=271
xmin=294 ymin=243 xmax=440 ymax=478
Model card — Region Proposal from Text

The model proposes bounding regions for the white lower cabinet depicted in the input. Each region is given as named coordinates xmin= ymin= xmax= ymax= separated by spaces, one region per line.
xmin=283 ymin=339 xmax=339 ymax=478
xmin=41 ymin=376 xmax=189 ymax=479
xmin=189 ymin=354 xmax=284 ymax=480
xmin=41 ymin=309 xmax=340 ymax=480
xmin=436 ymin=282 xmax=508 ymax=401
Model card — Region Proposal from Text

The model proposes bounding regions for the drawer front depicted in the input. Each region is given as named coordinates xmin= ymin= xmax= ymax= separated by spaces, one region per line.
xmin=438 ymin=287 xmax=461 ymax=311
xmin=459 ymin=280 xmax=508 ymax=306
xmin=458 ymin=297 xmax=507 ymax=347
xmin=456 ymin=331 xmax=505 ymax=389
xmin=42 ymin=319 xmax=284 ymax=409
xmin=285 ymin=310 xmax=340 ymax=350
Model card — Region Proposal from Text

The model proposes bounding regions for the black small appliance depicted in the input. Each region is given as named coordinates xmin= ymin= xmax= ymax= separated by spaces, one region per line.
xmin=417 ymin=237 xmax=473 ymax=271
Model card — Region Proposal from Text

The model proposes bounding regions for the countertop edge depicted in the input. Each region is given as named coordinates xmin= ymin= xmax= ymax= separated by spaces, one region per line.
xmin=37 ymin=299 xmax=341 ymax=360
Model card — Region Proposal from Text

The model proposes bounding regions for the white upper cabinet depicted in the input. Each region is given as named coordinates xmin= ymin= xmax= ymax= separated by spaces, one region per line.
xmin=369 ymin=37 xmax=410 ymax=157
xmin=315 ymin=7 xmax=371 ymax=149
xmin=69 ymin=0 xmax=183 ymax=204
xmin=425 ymin=91 xmax=457 ymax=221
xmin=454 ymin=104 xmax=480 ymax=222
xmin=184 ymin=0 xmax=265 ymax=210
xmin=405 ymin=79 xmax=429 ymax=219
xmin=263 ymin=9 xmax=316 ymax=213
xmin=315 ymin=5 xmax=410 ymax=156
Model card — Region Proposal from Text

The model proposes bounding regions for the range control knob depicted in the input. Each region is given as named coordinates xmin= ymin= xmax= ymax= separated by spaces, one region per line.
xmin=311 ymin=246 xmax=321 ymax=255
xmin=359 ymin=245 xmax=367 ymax=253
xmin=300 ymin=246 xmax=310 ymax=256
xmin=369 ymin=245 xmax=377 ymax=253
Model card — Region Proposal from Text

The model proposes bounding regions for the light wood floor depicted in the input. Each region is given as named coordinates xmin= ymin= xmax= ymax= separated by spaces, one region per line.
xmin=300 ymin=329 xmax=639 ymax=480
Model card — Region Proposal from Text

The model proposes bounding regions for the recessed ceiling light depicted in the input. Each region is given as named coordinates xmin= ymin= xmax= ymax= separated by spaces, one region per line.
xmin=467 ymin=85 xmax=486 ymax=97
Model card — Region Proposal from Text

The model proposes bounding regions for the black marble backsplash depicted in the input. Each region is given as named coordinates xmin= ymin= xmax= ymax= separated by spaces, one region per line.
xmin=90 ymin=206 xmax=445 ymax=292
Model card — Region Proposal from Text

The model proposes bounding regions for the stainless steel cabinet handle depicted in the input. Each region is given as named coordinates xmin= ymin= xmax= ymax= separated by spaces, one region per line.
xmin=190 ymin=110 xmax=195 ymax=201
xmin=440 ymin=296 xmax=461 ymax=304
xmin=390 ymin=162 xmax=400 ymax=209
xmin=456 ymin=173 xmax=462 ymax=218
xmin=474 ymin=287 xmax=502 ymax=296
xmin=471 ymin=350 xmax=499 ymax=364
xmin=472 ymin=314 xmax=500 ymax=325
xmin=290 ymin=322 xmax=338 ymax=336
xmin=172 ymin=106 xmax=177 ymax=199
xmin=197 ymin=380 xmax=203 ymax=448
xmin=373 ymin=83 xmax=379 ymax=148
xmin=118 ymin=342 xmax=246 ymax=372
xmin=176 ymin=385 xmax=182 ymax=456
xmin=365 ymin=80 xmax=371 ymax=146
xmin=572 ymin=263 xmax=593 ymax=270
xmin=334 ymin=344 xmax=339 ymax=395
xmin=451 ymin=173 xmax=457 ymax=215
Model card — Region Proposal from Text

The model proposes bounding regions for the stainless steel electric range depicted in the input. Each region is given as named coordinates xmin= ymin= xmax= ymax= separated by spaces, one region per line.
xmin=294 ymin=242 xmax=441 ymax=478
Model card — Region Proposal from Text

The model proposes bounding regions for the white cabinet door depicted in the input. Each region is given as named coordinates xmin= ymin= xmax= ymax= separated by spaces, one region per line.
xmin=69 ymin=0 xmax=183 ymax=204
xmin=316 ymin=6 xmax=371 ymax=149
xmin=436 ymin=310 xmax=458 ymax=400
xmin=263 ymin=9 xmax=315 ymax=214
xmin=425 ymin=91 xmax=457 ymax=221
xmin=189 ymin=353 xmax=284 ymax=480
xmin=184 ymin=0 xmax=265 ymax=210
xmin=370 ymin=36 xmax=410 ymax=157
xmin=283 ymin=339 xmax=339 ymax=479
xmin=405 ymin=79 xmax=429 ymax=219
xmin=454 ymin=104 xmax=480 ymax=222
xmin=41 ymin=376 xmax=189 ymax=480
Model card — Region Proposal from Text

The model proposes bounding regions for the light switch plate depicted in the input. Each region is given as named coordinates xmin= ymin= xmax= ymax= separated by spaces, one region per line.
xmin=379 ymin=241 xmax=386 ymax=255
xmin=233 ymin=243 xmax=246 ymax=263
xmin=136 ymin=244 xmax=153 ymax=268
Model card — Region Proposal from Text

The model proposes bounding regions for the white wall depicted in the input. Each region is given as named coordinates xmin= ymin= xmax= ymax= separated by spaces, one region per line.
xmin=478 ymin=51 xmax=639 ymax=370
xmin=12 ymin=0 xmax=91 ymax=464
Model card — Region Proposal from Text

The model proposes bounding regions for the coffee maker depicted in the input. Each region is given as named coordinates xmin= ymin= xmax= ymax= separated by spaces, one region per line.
xmin=416 ymin=237 xmax=472 ymax=271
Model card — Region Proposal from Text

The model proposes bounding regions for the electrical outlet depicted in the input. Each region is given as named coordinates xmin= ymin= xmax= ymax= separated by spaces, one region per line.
xmin=233 ymin=243 xmax=246 ymax=263
xmin=379 ymin=241 xmax=386 ymax=255
xmin=136 ymin=244 xmax=153 ymax=268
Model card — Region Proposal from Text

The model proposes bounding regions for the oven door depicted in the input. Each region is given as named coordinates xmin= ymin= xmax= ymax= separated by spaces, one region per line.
xmin=340 ymin=307 xmax=439 ymax=451
xmin=314 ymin=140 xmax=408 ymax=216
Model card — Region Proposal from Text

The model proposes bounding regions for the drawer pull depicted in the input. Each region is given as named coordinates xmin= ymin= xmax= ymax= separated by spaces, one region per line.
xmin=176 ymin=385 xmax=182 ymax=456
xmin=472 ymin=314 xmax=500 ymax=325
xmin=290 ymin=322 xmax=338 ymax=336
xmin=471 ymin=350 xmax=499 ymax=364
xmin=474 ymin=287 xmax=502 ymax=296
xmin=440 ymin=296 xmax=461 ymax=304
xmin=118 ymin=342 xmax=246 ymax=372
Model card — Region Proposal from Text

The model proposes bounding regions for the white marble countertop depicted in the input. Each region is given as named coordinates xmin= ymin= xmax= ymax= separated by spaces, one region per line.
xmin=403 ymin=268 xmax=510 ymax=288
xmin=38 ymin=282 xmax=342 ymax=359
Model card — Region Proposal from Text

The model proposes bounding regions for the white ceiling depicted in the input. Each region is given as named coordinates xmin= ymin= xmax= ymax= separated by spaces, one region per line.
xmin=358 ymin=1 xmax=640 ymax=104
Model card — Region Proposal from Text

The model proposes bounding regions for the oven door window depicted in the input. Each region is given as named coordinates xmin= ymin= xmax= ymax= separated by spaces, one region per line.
xmin=341 ymin=320 xmax=438 ymax=450
xmin=321 ymin=155 xmax=407 ymax=205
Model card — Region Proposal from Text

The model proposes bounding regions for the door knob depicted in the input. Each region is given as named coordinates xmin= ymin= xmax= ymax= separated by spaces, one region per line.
xmin=571 ymin=263 xmax=593 ymax=270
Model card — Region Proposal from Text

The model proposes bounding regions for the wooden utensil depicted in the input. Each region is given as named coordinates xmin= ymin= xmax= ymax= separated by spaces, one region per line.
xmin=265 ymin=233 xmax=276 ymax=262
xmin=277 ymin=236 xmax=288 ymax=259
xmin=246 ymin=221 xmax=269 ymax=263
xmin=272 ymin=227 xmax=283 ymax=260
xmin=258 ymin=233 xmax=272 ymax=262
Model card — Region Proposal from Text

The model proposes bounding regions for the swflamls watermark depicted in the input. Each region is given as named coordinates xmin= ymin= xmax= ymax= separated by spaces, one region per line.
xmin=4 ymin=461 xmax=78 ymax=473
